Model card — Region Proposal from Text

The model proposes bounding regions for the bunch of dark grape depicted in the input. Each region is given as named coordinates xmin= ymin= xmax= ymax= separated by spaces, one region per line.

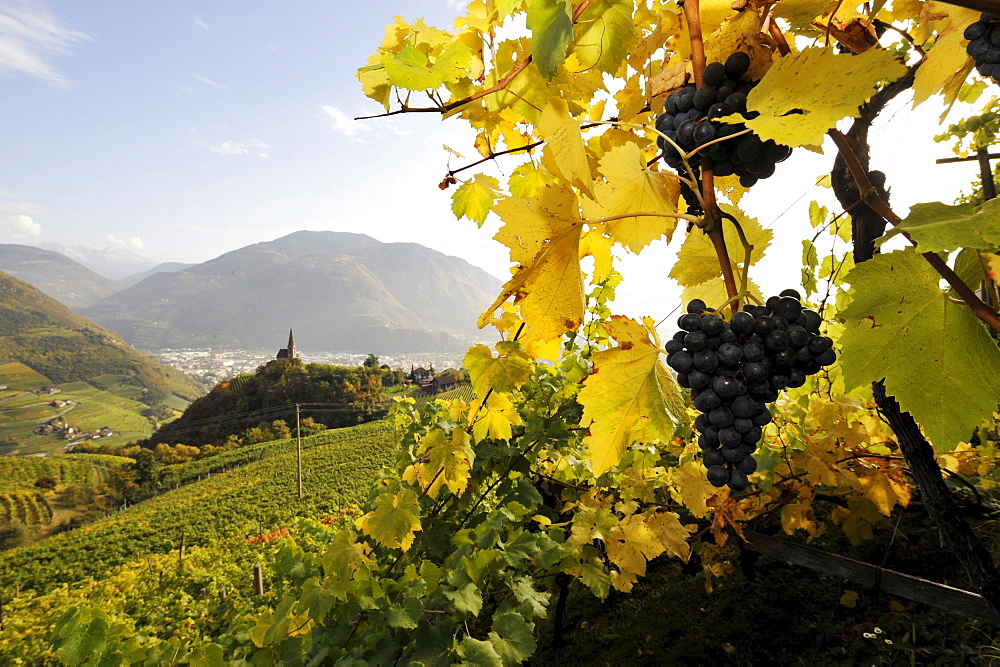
xmin=965 ymin=12 xmax=1000 ymax=83
xmin=655 ymin=52 xmax=792 ymax=190
xmin=664 ymin=290 xmax=837 ymax=492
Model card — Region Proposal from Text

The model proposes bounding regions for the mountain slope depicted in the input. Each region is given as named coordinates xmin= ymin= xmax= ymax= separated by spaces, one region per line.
xmin=120 ymin=262 xmax=196 ymax=287
xmin=0 ymin=244 xmax=122 ymax=309
xmin=82 ymin=231 xmax=502 ymax=353
xmin=0 ymin=272 xmax=205 ymax=452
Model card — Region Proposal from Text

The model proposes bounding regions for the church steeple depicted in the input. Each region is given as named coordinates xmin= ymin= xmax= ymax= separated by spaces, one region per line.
xmin=276 ymin=329 xmax=299 ymax=360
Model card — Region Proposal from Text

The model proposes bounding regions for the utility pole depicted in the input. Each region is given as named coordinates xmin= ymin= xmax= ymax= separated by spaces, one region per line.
xmin=936 ymin=145 xmax=998 ymax=307
xmin=296 ymin=403 xmax=303 ymax=499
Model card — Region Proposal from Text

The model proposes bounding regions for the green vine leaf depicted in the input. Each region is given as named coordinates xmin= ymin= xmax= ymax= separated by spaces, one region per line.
xmin=882 ymin=198 xmax=1000 ymax=252
xmin=839 ymin=249 xmax=1000 ymax=450
xmin=525 ymin=0 xmax=574 ymax=79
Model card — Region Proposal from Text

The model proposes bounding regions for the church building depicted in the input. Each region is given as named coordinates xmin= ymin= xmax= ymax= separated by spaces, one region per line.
xmin=276 ymin=330 xmax=298 ymax=360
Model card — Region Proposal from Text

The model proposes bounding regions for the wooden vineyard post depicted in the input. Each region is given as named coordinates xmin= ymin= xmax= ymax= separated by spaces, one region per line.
xmin=296 ymin=403 xmax=303 ymax=499
xmin=253 ymin=564 xmax=264 ymax=596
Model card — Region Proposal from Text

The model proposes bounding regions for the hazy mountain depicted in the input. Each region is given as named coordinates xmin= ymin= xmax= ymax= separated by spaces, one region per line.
xmin=82 ymin=231 xmax=503 ymax=353
xmin=120 ymin=262 xmax=196 ymax=288
xmin=40 ymin=242 xmax=157 ymax=280
xmin=0 ymin=244 xmax=123 ymax=309
xmin=0 ymin=271 xmax=204 ymax=401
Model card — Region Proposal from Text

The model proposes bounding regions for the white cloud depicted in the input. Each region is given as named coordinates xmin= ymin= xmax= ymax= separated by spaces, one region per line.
xmin=208 ymin=139 xmax=269 ymax=157
xmin=194 ymin=17 xmax=210 ymax=32
xmin=193 ymin=72 xmax=226 ymax=90
xmin=106 ymin=234 xmax=144 ymax=251
xmin=1 ymin=214 xmax=42 ymax=239
xmin=0 ymin=0 xmax=90 ymax=87
xmin=320 ymin=105 xmax=374 ymax=142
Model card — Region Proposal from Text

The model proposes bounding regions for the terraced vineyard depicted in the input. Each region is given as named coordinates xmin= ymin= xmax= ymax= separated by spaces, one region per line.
xmin=0 ymin=420 xmax=397 ymax=662
xmin=0 ymin=490 xmax=52 ymax=526
xmin=0 ymin=453 xmax=130 ymax=493
xmin=0 ymin=420 xmax=394 ymax=595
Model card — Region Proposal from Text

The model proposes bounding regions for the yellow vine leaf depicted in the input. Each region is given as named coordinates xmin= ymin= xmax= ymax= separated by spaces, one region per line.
xmin=859 ymin=469 xmax=907 ymax=516
xmin=781 ymin=501 xmax=818 ymax=536
xmin=579 ymin=316 xmax=687 ymax=477
xmin=606 ymin=513 xmax=664 ymax=583
xmin=537 ymin=97 xmax=594 ymax=196
xmin=464 ymin=342 xmax=532 ymax=396
xmin=670 ymin=203 xmax=771 ymax=288
xmin=470 ymin=392 xmax=524 ymax=442
xmin=403 ymin=428 xmax=475 ymax=498
xmin=320 ymin=531 xmax=374 ymax=599
xmin=772 ymin=0 xmax=840 ymax=30
xmin=912 ymin=5 xmax=977 ymax=110
xmin=355 ymin=488 xmax=422 ymax=552
xmin=579 ymin=229 xmax=615 ymax=283
xmin=987 ymin=252 xmax=1000 ymax=281
xmin=668 ymin=460 xmax=722 ymax=519
xmin=486 ymin=185 xmax=586 ymax=341
xmin=646 ymin=510 xmax=694 ymax=562
xmin=736 ymin=46 xmax=907 ymax=148
xmin=452 ymin=175 xmax=500 ymax=226
xmin=585 ymin=143 xmax=681 ymax=253
xmin=703 ymin=8 xmax=774 ymax=82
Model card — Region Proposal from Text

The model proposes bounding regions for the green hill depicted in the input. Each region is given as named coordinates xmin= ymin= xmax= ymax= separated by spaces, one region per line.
xmin=0 ymin=273 xmax=206 ymax=454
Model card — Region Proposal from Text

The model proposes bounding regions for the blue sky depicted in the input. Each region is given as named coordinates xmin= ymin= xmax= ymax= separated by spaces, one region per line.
xmin=0 ymin=0 xmax=989 ymax=321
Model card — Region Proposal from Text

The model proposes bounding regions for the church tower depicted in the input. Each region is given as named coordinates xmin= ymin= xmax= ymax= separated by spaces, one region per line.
xmin=276 ymin=329 xmax=298 ymax=360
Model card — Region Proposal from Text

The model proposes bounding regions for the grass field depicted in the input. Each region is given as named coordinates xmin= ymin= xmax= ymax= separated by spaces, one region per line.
xmin=0 ymin=362 xmax=51 ymax=391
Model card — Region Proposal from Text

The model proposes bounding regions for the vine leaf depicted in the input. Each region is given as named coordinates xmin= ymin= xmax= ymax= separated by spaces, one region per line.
xmin=578 ymin=316 xmax=687 ymax=476
xmin=355 ymin=488 xmax=422 ymax=551
xmin=464 ymin=342 xmax=533 ymax=396
xmin=771 ymin=0 xmax=840 ymax=30
xmin=403 ymin=428 xmax=475 ymax=498
xmin=584 ymin=142 xmax=681 ymax=252
xmin=488 ymin=612 xmax=537 ymax=665
xmin=537 ymin=98 xmax=593 ymax=196
xmin=452 ymin=175 xmax=500 ymax=226
xmin=485 ymin=184 xmax=585 ymax=342
xmin=912 ymin=5 xmax=977 ymax=109
xmin=733 ymin=46 xmax=907 ymax=148
xmin=383 ymin=42 xmax=473 ymax=91
xmin=881 ymin=198 xmax=1000 ymax=252
xmin=525 ymin=0 xmax=574 ymax=79
xmin=470 ymin=392 xmax=524 ymax=442
xmin=572 ymin=0 xmax=636 ymax=75
xmin=457 ymin=636 xmax=503 ymax=666
xmin=670 ymin=203 xmax=771 ymax=288
xmin=839 ymin=249 xmax=1000 ymax=451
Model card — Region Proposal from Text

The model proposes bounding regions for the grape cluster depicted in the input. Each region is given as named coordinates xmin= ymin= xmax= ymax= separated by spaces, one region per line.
xmin=965 ymin=13 xmax=1000 ymax=83
xmin=665 ymin=290 xmax=837 ymax=492
xmin=655 ymin=52 xmax=792 ymax=190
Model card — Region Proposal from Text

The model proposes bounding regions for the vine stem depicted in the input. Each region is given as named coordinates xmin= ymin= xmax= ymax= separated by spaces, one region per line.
xmin=681 ymin=0 xmax=739 ymax=313
xmin=829 ymin=129 xmax=1000 ymax=334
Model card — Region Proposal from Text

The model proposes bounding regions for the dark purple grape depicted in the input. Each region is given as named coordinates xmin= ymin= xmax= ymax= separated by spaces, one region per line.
xmin=708 ymin=406 xmax=735 ymax=428
xmin=753 ymin=316 xmax=775 ymax=336
xmin=730 ymin=311 xmax=754 ymax=335
xmin=703 ymin=447 xmax=726 ymax=467
xmin=701 ymin=313 xmax=725 ymax=336
xmin=742 ymin=426 xmax=763 ymax=444
xmin=707 ymin=465 xmax=730 ymax=487
xmin=665 ymin=339 xmax=684 ymax=355
xmin=712 ymin=375 xmax=741 ymax=399
xmin=731 ymin=395 xmax=758 ymax=419
xmin=684 ymin=330 xmax=708 ymax=352
xmin=694 ymin=121 xmax=717 ymax=145
xmin=728 ymin=470 xmax=749 ymax=491
xmin=694 ymin=85 xmax=718 ymax=111
xmin=693 ymin=349 xmax=720 ymax=373
xmin=814 ymin=348 xmax=837 ymax=367
xmin=736 ymin=456 xmax=758 ymax=475
xmin=687 ymin=298 xmax=707 ymax=313
xmin=689 ymin=369 xmax=711 ymax=389
xmin=808 ymin=336 xmax=833 ymax=355
xmin=693 ymin=388 xmax=722 ymax=412
xmin=703 ymin=62 xmax=726 ymax=86
xmin=678 ymin=313 xmax=702 ymax=331
xmin=725 ymin=51 xmax=751 ymax=79
xmin=733 ymin=418 xmax=754 ymax=434
xmin=668 ymin=350 xmax=694 ymax=373
xmin=774 ymin=296 xmax=803 ymax=321
xmin=722 ymin=447 xmax=745 ymax=464
xmin=765 ymin=330 xmax=790 ymax=351
xmin=718 ymin=427 xmax=742 ymax=448
xmin=718 ymin=343 xmax=742 ymax=366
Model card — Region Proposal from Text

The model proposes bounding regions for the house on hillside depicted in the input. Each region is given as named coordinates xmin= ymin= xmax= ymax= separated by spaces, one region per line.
xmin=411 ymin=366 xmax=434 ymax=389
xmin=431 ymin=374 xmax=459 ymax=393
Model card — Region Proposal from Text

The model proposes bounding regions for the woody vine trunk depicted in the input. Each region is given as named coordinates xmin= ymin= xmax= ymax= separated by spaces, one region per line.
xmin=830 ymin=65 xmax=1000 ymax=621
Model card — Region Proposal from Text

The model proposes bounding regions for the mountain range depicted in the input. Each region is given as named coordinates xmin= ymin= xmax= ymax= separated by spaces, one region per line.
xmin=0 ymin=244 xmax=122 ymax=309
xmin=1 ymin=232 xmax=501 ymax=354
